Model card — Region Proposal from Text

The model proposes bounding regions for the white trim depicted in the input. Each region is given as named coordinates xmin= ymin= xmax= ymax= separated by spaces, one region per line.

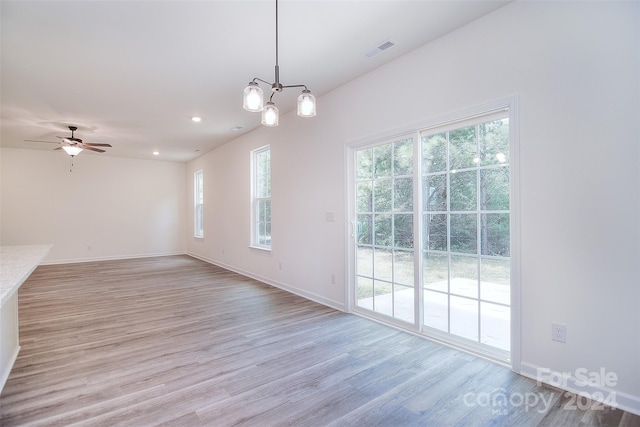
xmin=508 ymin=96 xmax=522 ymax=374
xmin=188 ymin=252 xmax=346 ymax=312
xmin=419 ymin=109 xmax=509 ymax=135
xmin=413 ymin=130 xmax=423 ymax=330
xmin=248 ymin=245 xmax=271 ymax=253
xmin=519 ymin=361 xmax=640 ymax=416
xmin=344 ymin=145 xmax=355 ymax=313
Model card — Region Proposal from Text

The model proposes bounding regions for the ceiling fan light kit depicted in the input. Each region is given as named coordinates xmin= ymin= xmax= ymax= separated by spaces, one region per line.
xmin=243 ymin=0 xmax=316 ymax=127
xmin=61 ymin=145 xmax=83 ymax=156
xmin=24 ymin=125 xmax=113 ymax=171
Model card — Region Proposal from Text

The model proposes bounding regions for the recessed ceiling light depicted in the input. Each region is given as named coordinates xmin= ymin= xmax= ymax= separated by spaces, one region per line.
xmin=191 ymin=116 xmax=202 ymax=123
xmin=231 ymin=126 xmax=243 ymax=132
xmin=153 ymin=151 xmax=159 ymax=156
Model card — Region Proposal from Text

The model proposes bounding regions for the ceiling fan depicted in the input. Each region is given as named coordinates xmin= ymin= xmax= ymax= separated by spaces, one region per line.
xmin=25 ymin=126 xmax=112 ymax=156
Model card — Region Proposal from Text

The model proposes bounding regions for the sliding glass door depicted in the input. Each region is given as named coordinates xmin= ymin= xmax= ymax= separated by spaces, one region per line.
xmin=351 ymin=108 xmax=513 ymax=359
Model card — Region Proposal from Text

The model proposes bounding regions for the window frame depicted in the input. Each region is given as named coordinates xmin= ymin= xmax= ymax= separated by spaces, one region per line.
xmin=194 ymin=170 xmax=204 ymax=238
xmin=251 ymin=145 xmax=271 ymax=250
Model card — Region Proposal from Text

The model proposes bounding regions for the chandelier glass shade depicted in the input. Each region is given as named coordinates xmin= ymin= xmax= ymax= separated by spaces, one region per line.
xmin=261 ymin=102 xmax=279 ymax=127
xmin=297 ymin=90 xmax=316 ymax=118
xmin=243 ymin=82 xmax=264 ymax=112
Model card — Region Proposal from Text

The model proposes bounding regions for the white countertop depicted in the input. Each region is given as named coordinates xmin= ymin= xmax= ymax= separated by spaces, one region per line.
xmin=0 ymin=245 xmax=52 ymax=307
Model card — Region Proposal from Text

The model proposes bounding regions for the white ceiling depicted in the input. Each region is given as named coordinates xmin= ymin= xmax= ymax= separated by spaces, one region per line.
xmin=1 ymin=0 xmax=510 ymax=162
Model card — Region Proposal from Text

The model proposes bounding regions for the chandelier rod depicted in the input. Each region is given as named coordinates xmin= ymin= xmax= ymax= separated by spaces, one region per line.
xmin=275 ymin=0 xmax=279 ymax=68
xmin=274 ymin=0 xmax=281 ymax=89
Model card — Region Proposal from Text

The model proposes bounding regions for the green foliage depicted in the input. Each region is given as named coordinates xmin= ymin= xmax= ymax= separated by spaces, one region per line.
xmin=424 ymin=214 xmax=446 ymax=251
xmin=450 ymin=214 xmax=477 ymax=253
xmin=482 ymin=213 xmax=510 ymax=256
xmin=374 ymin=179 xmax=392 ymax=212
xmin=450 ymin=170 xmax=477 ymax=211
xmin=394 ymin=178 xmax=413 ymax=212
xmin=356 ymin=148 xmax=373 ymax=179
xmin=422 ymin=133 xmax=447 ymax=173
xmin=479 ymin=119 xmax=509 ymax=166
xmin=374 ymin=214 xmax=392 ymax=247
xmin=357 ymin=214 xmax=372 ymax=245
xmin=394 ymin=139 xmax=413 ymax=176
xmin=357 ymin=182 xmax=372 ymax=212
xmin=256 ymin=149 xmax=271 ymax=198
xmin=449 ymin=125 xmax=477 ymax=170
xmin=394 ymin=214 xmax=414 ymax=249
xmin=424 ymin=174 xmax=446 ymax=211
xmin=481 ymin=168 xmax=509 ymax=210
xmin=374 ymin=145 xmax=392 ymax=178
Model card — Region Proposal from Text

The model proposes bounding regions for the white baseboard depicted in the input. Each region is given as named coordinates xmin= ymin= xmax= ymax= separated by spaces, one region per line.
xmin=42 ymin=251 xmax=187 ymax=265
xmin=187 ymin=252 xmax=346 ymax=313
xmin=519 ymin=361 xmax=640 ymax=416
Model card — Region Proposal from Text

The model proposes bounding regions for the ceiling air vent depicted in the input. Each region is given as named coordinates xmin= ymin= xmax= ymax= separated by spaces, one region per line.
xmin=364 ymin=40 xmax=396 ymax=58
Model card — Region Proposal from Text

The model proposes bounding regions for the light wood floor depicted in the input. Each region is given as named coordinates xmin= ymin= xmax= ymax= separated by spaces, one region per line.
xmin=1 ymin=255 xmax=638 ymax=426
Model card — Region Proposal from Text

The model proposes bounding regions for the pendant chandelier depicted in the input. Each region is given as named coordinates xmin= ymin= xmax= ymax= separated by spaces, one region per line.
xmin=242 ymin=0 xmax=316 ymax=127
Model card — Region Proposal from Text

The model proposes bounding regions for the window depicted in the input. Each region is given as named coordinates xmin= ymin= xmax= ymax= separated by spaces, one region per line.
xmin=252 ymin=146 xmax=271 ymax=249
xmin=351 ymin=103 xmax=516 ymax=361
xmin=194 ymin=170 xmax=203 ymax=238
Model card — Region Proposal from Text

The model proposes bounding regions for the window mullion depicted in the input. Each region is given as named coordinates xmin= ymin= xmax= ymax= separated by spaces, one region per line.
xmin=476 ymin=124 xmax=482 ymax=346
xmin=446 ymin=130 xmax=451 ymax=334
xmin=414 ymin=131 xmax=423 ymax=331
xmin=390 ymin=144 xmax=395 ymax=319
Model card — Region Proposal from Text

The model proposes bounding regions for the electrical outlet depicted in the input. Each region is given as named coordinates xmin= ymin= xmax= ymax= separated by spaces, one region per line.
xmin=331 ymin=273 xmax=336 ymax=284
xmin=279 ymin=261 xmax=283 ymax=270
xmin=552 ymin=322 xmax=566 ymax=343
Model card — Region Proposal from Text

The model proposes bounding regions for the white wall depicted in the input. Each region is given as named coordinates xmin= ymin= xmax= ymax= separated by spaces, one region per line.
xmin=1 ymin=148 xmax=187 ymax=263
xmin=187 ymin=1 xmax=639 ymax=413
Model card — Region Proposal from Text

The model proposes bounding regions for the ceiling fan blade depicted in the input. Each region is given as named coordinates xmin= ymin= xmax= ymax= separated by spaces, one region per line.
xmin=84 ymin=143 xmax=112 ymax=147
xmin=24 ymin=139 xmax=59 ymax=144
xmin=54 ymin=147 xmax=62 ymax=150
xmin=80 ymin=145 xmax=106 ymax=153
